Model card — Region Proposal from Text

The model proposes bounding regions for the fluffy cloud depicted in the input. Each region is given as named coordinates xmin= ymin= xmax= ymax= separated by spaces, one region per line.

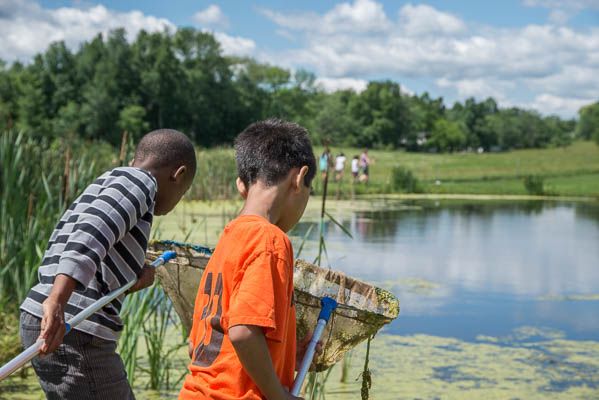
xmin=0 ymin=1 xmax=256 ymax=62
xmin=213 ymin=32 xmax=256 ymax=57
xmin=316 ymin=77 xmax=368 ymax=93
xmin=259 ymin=0 xmax=390 ymax=35
xmin=0 ymin=0 xmax=174 ymax=62
xmin=193 ymin=5 xmax=229 ymax=29
xmin=529 ymin=94 xmax=594 ymax=116
xmin=436 ymin=78 xmax=514 ymax=103
xmin=398 ymin=4 xmax=465 ymax=36
xmin=261 ymin=1 xmax=599 ymax=116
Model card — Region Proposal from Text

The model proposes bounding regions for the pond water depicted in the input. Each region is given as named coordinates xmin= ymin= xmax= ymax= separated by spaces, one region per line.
xmin=293 ymin=200 xmax=599 ymax=343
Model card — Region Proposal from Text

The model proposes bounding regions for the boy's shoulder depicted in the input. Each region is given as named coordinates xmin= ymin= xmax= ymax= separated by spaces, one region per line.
xmin=98 ymin=166 xmax=157 ymax=191
xmin=221 ymin=215 xmax=292 ymax=259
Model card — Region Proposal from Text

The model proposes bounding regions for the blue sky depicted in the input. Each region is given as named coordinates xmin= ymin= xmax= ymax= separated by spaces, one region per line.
xmin=3 ymin=0 xmax=599 ymax=117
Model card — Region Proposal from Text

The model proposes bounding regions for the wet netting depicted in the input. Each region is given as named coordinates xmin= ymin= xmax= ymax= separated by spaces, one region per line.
xmin=147 ymin=240 xmax=399 ymax=370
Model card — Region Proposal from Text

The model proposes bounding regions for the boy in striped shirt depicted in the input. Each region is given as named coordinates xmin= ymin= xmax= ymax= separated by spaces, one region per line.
xmin=19 ymin=129 xmax=196 ymax=399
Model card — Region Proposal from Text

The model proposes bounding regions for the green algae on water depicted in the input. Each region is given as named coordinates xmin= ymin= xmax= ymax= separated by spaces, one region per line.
xmin=539 ymin=293 xmax=599 ymax=302
xmin=3 ymin=328 xmax=599 ymax=400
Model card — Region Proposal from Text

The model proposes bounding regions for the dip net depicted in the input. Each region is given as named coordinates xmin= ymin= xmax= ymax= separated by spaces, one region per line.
xmin=147 ymin=240 xmax=399 ymax=370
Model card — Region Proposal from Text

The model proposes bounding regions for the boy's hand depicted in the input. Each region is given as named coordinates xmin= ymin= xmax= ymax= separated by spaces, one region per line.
xmin=127 ymin=265 xmax=155 ymax=293
xmin=295 ymin=331 xmax=323 ymax=371
xmin=39 ymin=274 xmax=76 ymax=354
xmin=39 ymin=299 xmax=67 ymax=355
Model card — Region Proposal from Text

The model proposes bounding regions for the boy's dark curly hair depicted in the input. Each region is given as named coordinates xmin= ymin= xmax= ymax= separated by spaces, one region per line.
xmin=235 ymin=119 xmax=316 ymax=188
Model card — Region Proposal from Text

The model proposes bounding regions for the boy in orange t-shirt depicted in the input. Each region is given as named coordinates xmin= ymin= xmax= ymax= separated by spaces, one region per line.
xmin=180 ymin=119 xmax=317 ymax=400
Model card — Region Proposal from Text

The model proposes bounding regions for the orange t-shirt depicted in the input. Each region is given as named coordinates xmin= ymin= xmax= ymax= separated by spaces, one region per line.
xmin=179 ymin=215 xmax=297 ymax=400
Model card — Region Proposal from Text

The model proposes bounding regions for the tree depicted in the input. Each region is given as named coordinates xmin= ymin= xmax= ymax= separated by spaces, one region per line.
xmin=16 ymin=56 xmax=52 ymax=137
xmin=448 ymin=97 xmax=498 ymax=150
xmin=174 ymin=29 xmax=238 ymax=145
xmin=349 ymin=81 xmax=411 ymax=148
xmin=118 ymin=105 xmax=149 ymax=141
xmin=311 ymin=90 xmax=362 ymax=145
xmin=134 ymin=30 xmax=183 ymax=131
xmin=428 ymin=118 xmax=466 ymax=152
xmin=405 ymin=92 xmax=445 ymax=150
xmin=576 ymin=102 xmax=599 ymax=144
xmin=0 ymin=60 xmax=18 ymax=130
xmin=53 ymin=101 xmax=82 ymax=136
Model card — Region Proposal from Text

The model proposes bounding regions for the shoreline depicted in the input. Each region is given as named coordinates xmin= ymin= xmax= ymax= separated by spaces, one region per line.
xmin=353 ymin=193 xmax=599 ymax=202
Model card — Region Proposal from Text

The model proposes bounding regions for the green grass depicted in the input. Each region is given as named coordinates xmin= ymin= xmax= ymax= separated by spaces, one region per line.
xmin=417 ymin=173 xmax=599 ymax=197
xmin=317 ymin=141 xmax=599 ymax=198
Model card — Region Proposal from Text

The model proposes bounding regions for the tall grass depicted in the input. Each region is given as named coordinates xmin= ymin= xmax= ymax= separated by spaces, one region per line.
xmin=0 ymin=130 xmax=112 ymax=310
xmin=187 ymin=148 xmax=237 ymax=201
xmin=119 ymin=284 xmax=187 ymax=390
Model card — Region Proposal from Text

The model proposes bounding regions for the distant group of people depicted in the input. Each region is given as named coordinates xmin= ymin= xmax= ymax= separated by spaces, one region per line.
xmin=319 ymin=147 xmax=371 ymax=184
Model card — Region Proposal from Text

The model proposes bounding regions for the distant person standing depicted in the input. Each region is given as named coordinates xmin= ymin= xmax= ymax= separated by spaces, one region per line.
xmin=334 ymin=152 xmax=346 ymax=182
xmin=351 ymin=155 xmax=360 ymax=182
xmin=319 ymin=147 xmax=332 ymax=180
xmin=359 ymin=148 xmax=371 ymax=183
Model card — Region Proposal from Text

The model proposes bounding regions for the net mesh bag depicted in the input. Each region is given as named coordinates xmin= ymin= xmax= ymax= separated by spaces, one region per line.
xmin=147 ymin=240 xmax=399 ymax=370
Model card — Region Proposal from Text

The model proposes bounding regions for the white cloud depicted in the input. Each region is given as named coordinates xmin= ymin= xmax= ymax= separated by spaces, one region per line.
xmin=212 ymin=32 xmax=256 ymax=57
xmin=323 ymin=0 xmax=391 ymax=33
xmin=0 ymin=0 xmax=174 ymax=62
xmin=529 ymin=94 xmax=596 ymax=117
xmin=260 ymin=1 xmax=599 ymax=116
xmin=527 ymin=65 xmax=599 ymax=99
xmin=0 ymin=1 xmax=257 ymax=62
xmin=399 ymin=4 xmax=465 ymax=36
xmin=436 ymin=78 xmax=513 ymax=103
xmin=193 ymin=5 xmax=229 ymax=29
xmin=316 ymin=77 xmax=368 ymax=93
xmin=259 ymin=0 xmax=390 ymax=35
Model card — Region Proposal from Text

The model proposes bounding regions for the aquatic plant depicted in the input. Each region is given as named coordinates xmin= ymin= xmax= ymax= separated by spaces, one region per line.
xmin=391 ymin=165 xmax=421 ymax=193
xmin=524 ymin=175 xmax=545 ymax=195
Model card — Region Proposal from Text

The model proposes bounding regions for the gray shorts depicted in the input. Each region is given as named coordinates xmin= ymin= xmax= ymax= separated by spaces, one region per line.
xmin=20 ymin=311 xmax=135 ymax=400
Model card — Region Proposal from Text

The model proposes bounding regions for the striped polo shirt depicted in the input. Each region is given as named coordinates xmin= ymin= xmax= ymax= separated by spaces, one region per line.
xmin=20 ymin=167 xmax=157 ymax=341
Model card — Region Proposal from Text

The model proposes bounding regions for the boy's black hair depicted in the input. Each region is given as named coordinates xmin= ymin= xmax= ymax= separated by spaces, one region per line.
xmin=134 ymin=129 xmax=197 ymax=175
xmin=235 ymin=119 xmax=316 ymax=188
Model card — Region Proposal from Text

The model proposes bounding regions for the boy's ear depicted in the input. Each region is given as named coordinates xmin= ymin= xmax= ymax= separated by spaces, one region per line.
xmin=236 ymin=177 xmax=248 ymax=199
xmin=172 ymin=165 xmax=187 ymax=182
xmin=294 ymin=166 xmax=309 ymax=192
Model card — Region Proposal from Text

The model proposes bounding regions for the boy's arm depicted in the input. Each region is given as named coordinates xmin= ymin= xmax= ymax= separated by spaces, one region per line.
xmin=58 ymin=171 xmax=155 ymax=290
xmin=39 ymin=274 xmax=77 ymax=354
xmin=230 ymin=324 xmax=301 ymax=400
xmin=39 ymin=170 xmax=155 ymax=353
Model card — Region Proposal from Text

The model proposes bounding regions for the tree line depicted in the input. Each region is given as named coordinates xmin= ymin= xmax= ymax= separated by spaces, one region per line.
xmin=0 ymin=28 xmax=597 ymax=151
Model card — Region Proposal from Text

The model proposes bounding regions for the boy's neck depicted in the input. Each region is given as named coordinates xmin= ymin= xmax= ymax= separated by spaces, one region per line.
xmin=239 ymin=183 xmax=284 ymax=228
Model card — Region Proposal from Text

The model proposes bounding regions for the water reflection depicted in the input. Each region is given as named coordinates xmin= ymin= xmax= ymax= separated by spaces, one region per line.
xmin=292 ymin=200 xmax=599 ymax=341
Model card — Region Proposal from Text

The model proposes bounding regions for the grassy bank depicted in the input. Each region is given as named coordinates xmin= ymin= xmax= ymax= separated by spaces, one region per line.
xmin=316 ymin=141 xmax=599 ymax=198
